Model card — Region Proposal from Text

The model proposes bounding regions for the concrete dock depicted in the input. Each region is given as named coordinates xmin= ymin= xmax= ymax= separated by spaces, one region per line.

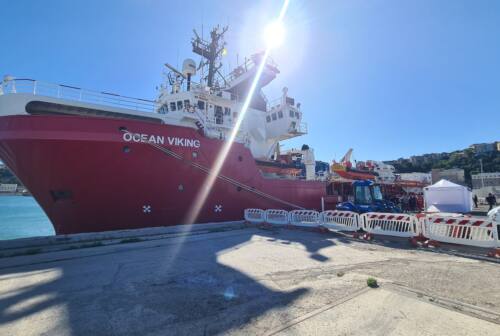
xmin=1 ymin=225 xmax=499 ymax=335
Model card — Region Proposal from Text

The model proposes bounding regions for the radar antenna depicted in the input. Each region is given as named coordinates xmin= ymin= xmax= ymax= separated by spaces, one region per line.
xmin=192 ymin=25 xmax=228 ymax=88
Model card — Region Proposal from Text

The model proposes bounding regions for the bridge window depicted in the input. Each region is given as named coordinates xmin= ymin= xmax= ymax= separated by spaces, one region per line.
xmin=214 ymin=105 xmax=223 ymax=124
xmin=197 ymin=100 xmax=205 ymax=110
xmin=224 ymin=107 xmax=231 ymax=115
xmin=177 ymin=101 xmax=183 ymax=110
xmin=158 ymin=104 xmax=168 ymax=114
xmin=184 ymin=100 xmax=190 ymax=108
xmin=170 ymin=102 xmax=176 ymax=111
xmin=289 ymin=110 xmax=294 ymax=117
xmin=266 ymin=116 xmax=271 ymax=123
xmin=278 ymin=111 xmax=283 ymax=119
xmin=295 ymin=111 xmax=300 ymax=119
xmin=272 ymin=113 xmax=277 ymax=121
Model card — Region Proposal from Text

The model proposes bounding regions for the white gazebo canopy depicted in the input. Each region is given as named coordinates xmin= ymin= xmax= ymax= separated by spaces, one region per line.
xmin=424 ymin=179 xmax=472 ymax=213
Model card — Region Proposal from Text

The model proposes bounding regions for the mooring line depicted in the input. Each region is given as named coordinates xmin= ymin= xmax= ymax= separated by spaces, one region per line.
xmin=122 ymin=130 xmax=304 ymax=210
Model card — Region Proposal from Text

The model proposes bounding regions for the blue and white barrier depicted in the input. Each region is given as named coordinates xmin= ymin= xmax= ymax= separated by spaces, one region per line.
xmin=244 ymin=209 xmax=266 ymax=224
xmin=265 ymin=209 xmax=289 ymax=225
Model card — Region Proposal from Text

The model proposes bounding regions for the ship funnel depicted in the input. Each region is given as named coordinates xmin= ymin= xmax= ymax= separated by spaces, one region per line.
xmin=183 ymin=58 xmax=197 ymax=91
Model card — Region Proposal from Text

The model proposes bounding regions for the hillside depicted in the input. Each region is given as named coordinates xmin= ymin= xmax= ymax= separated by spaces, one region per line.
xmin=386 ymin=149 xmax=500 ymax=186
xmin=0 ymin=166 xmax=21 ymax=185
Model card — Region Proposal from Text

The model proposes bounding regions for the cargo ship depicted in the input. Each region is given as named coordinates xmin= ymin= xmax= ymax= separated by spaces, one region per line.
xmin=0 ymin=26 xmax=330 ymax=234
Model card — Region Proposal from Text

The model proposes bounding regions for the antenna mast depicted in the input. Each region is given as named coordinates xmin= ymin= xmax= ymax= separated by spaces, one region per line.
xmin=192 ymin=25 xmax=228 ymax=87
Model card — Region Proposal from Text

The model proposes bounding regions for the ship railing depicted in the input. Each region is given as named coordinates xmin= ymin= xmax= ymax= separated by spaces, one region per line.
xmin=266 ymin=98 xmax=301 ymax=113
xmin=224 ymin=54 xmax=278 ymax=85
xmin=266 ymin=96 xmax=282 ymax=111
xmin=0 ymin=78 xmax=158 ymax=113
xmin=288 ymin=122 xmax=308 ymax=134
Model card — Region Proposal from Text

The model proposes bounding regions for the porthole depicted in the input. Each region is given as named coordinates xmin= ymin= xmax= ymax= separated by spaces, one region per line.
xmin=238 ymin=155 xmax=243 ymax=162
xmin=123 ymin=146 xmax=131 ymax=153
xmin=237 ymin=186 xmax=242 ymax=192
xmin=178 ymin=184 xmax=184 ymax=192
xmin=192 ymin=151 xmax=198 ymax=158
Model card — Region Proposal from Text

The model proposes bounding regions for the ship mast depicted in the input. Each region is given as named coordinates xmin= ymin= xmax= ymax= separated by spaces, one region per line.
xmin=192 ymin=25 xmax=228 ymax=88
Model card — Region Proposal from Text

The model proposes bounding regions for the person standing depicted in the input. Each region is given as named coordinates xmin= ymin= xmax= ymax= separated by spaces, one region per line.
xmin=409 ymin=194 xmax=417 ymax=212
xmin=416 ymin=193 xmax=424 ymax=211
xmin=401 ymin=194 xmax=409 ymax=213
xmin=486 ymin=193 xmax=497 ymax=211
xmin=473 ymin=194 xmax=478 ymax=208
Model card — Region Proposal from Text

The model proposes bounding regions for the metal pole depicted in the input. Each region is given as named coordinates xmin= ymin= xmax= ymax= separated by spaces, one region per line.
xmin=480 ymin=159 xmax=485 ymax=188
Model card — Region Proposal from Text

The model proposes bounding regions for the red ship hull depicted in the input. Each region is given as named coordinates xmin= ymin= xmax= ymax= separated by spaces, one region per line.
xmin=0 ymin=115 xmax=327 ymax=234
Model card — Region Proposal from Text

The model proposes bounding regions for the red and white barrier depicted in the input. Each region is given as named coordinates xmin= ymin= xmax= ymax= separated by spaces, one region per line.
xmin=361 ymin=213 xmax=419 ymax=238
xmin=424 ymin=216 xmax=499 ymax=248
xmin=289 ymin=210 xmax=320 ymax=227
xmin=321 ymin=210 xmax=360 ymax=232
xmin=243 ymin=208 xmax=500 ymax=256
xmin=244 ymin=209 xmax=266 ymax=224
xmin=265 ymin=209 xmax=290 ymax=225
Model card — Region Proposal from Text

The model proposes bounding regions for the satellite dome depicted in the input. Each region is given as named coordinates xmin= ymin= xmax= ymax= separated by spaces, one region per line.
xmin=182 ymin=59 xmax=197 ymax=77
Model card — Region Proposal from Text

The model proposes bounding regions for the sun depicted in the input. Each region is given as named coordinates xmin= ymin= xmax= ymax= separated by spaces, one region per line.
xmin=264 ymin=20 xmax=286 ymax=49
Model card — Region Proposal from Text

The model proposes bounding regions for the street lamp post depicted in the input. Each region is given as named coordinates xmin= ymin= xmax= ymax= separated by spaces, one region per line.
xmin=479 ymin=158 xmax=485 ymax=189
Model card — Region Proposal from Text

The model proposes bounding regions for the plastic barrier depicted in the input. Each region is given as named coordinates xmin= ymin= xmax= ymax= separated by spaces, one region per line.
xmin=265 ymin=209 xmax=290 ymax=225
xmin=424 ymin=216 xmax=499 ymax=248
xmin=361 ymin=213 xmax=419 ymax=238
xmin=244 ymin=209 xmax=265 ymax=224
xmin=321 ymin=210 xmax=360 ymax=232
xmin=289 ymin=210 xmax=320 ymax=227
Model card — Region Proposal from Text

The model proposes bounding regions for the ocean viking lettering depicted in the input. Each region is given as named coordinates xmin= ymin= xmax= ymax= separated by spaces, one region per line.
xmin=123 ymin=133 xmax=200 ymax=148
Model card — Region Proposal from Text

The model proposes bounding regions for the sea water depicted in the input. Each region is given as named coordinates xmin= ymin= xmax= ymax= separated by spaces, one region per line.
xmin=0 ymin=195 xmax=54 ymax=240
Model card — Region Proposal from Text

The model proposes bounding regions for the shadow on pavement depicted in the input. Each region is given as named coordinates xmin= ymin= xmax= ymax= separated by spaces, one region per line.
xmin=0 ymin=228 xmax=338 ymax=335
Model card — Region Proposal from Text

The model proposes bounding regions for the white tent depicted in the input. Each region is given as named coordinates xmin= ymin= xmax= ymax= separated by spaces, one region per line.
xmin=424 ymin=179 xmax=472 ymax=213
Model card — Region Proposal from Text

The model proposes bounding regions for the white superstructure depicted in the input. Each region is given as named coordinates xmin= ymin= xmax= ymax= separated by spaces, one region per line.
xmin=368 ymin=161 xmax=396 ymax=183
xmin=400 ymin=172 xmax=432 ymax=184
xmin=154 ymin=59 xmax=306 ymax=159
xmin=0 ymin=26 xmax=309 ymax=162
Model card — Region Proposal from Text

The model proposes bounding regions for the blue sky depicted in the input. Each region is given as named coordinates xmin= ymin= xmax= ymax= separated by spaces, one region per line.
xmin=1 ymin=0 xmax=499 ymax=162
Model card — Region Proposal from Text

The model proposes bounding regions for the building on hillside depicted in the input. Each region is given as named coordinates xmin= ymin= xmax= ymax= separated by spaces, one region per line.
xmin=471 ymin=172 xmax=500 ymax=198
xmin=409 ymin=153 xmax=448 ymax=165
xmin=471 ymin=172 xmax=500 ymax=189
xmin=431 ymin=168 xmax=465 ymax=185
xmin=0 ymin=183 xmax=18 ymax=193
xmin=469 ymin=142 xmax=499 ymax=153
xmin=400 ymin=172 xmax=432 ymax=184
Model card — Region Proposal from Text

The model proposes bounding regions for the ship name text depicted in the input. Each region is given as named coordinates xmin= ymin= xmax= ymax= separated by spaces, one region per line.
xmin=122 ymin=133 xmax=200 ymax=148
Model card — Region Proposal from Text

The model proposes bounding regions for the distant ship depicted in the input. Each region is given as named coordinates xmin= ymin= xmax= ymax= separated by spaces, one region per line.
xmin=0 ymin=26 xmax=329 ymax=234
